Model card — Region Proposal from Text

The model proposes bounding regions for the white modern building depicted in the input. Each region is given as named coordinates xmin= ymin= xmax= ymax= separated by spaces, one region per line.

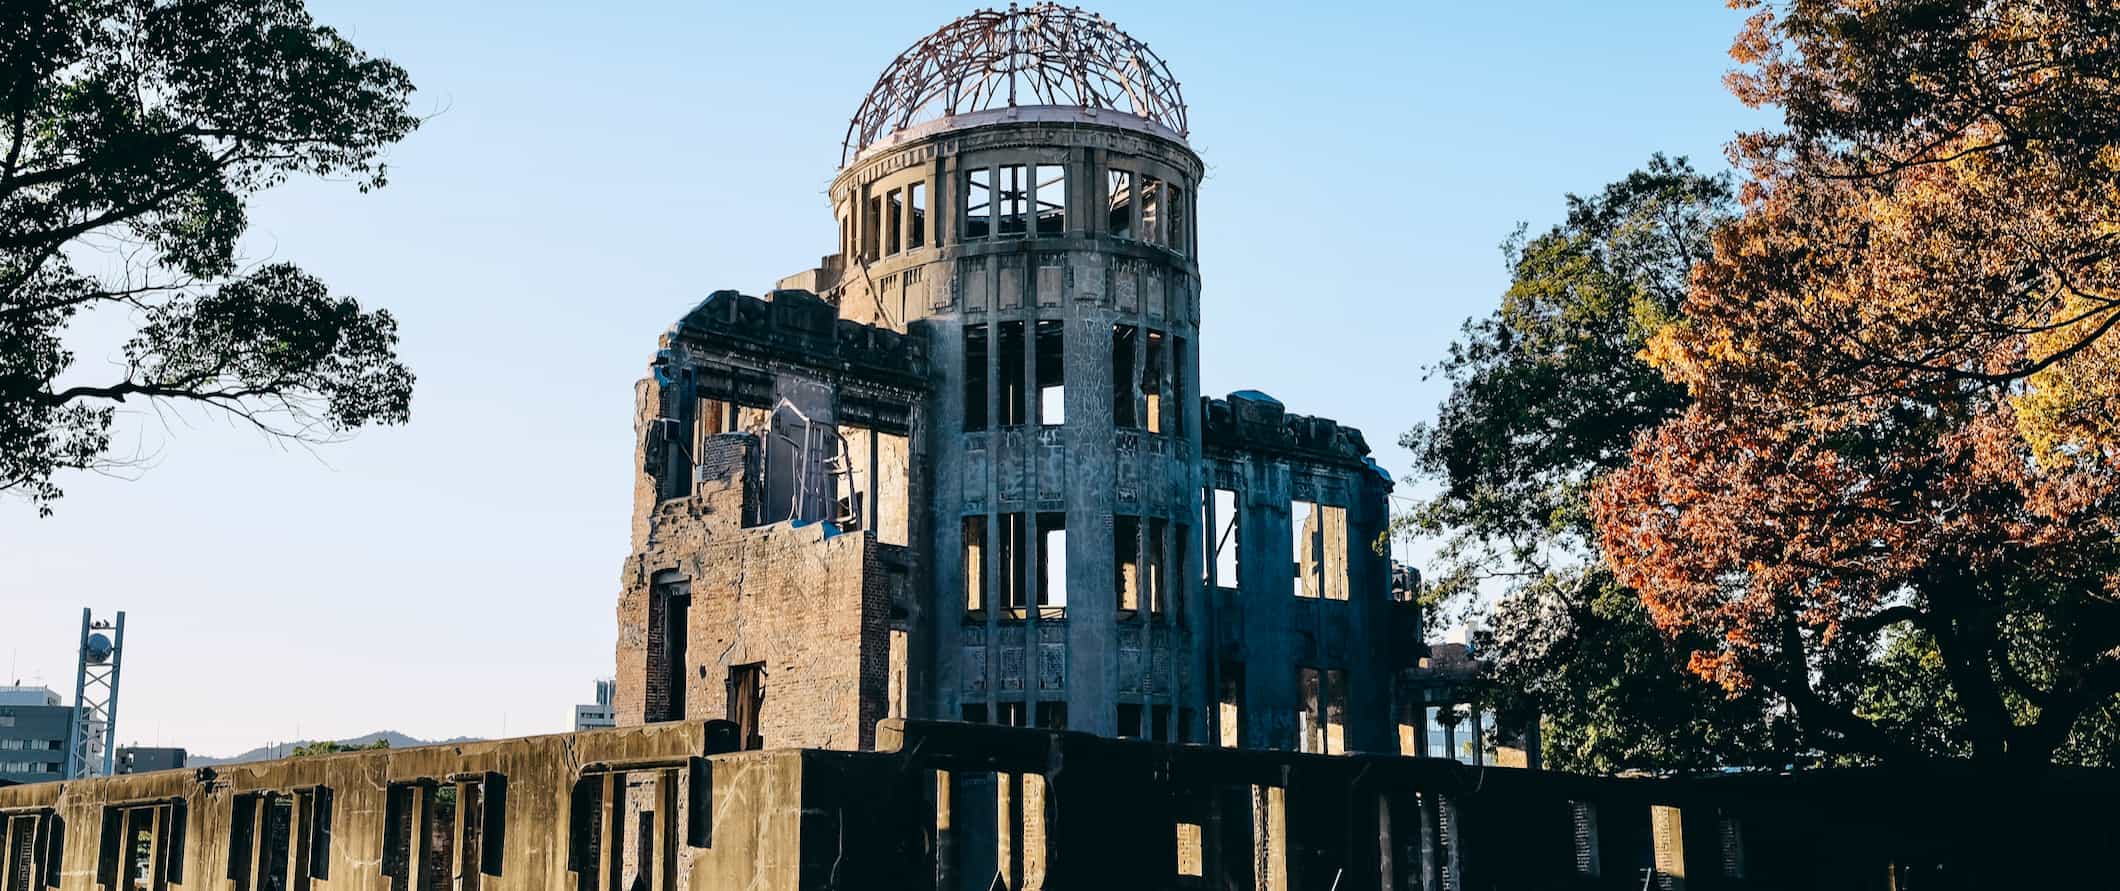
xmin=572 ymin=679 xmax=616 ymax=730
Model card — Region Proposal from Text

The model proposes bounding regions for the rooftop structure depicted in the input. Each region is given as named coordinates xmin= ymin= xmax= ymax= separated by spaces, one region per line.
xmin=0 ymin=686 xmax=61 ymax=708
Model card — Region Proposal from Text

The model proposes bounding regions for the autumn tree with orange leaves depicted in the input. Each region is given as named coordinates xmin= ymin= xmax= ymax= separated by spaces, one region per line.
xmin=1596 ymin=0 xmax=2120 ymax=776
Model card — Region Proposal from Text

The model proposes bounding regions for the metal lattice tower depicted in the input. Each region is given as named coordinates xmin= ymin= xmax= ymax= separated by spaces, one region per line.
xmin=64 ymin=608 xmax=125 ymax=778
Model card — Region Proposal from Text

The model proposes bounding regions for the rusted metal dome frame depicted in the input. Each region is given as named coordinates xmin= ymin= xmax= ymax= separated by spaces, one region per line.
xmin=842 ymin=4 xmax=1188 ymax=165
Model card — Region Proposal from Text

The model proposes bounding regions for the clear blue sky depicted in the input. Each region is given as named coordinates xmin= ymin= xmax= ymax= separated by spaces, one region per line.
xmin=0 ymin=1 xmax=1767 ymax=756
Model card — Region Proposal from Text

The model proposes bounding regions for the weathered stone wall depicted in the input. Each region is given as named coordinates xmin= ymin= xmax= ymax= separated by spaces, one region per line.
xmin=617 ymin=503 xmax=895 ymax=751
xmin=10 ymin=720 xmax=2111 ymax=890
xmin=0 ymin=723 xmax=722 ymax=891
xmin=1197 ymin=391 xmax=1403 ymax=754
xmin=821 ymin=112 xmax=1209 ymax=741
xmin=615 ymin=288 xmax=923 ymax=751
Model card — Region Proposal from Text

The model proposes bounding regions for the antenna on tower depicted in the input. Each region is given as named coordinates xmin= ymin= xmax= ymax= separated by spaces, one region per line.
xmin=65 ymin=607 xmax=126 ymax=778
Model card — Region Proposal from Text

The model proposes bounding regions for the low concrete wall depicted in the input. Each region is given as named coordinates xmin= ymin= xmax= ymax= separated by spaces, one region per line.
xmin=3 ymin=720 xmax=2113 ymax=890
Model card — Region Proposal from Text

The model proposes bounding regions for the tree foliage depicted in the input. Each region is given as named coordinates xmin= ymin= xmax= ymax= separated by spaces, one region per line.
xmin=1 ymin=0 xmax=421 ymax=513
xmin=1595 ymin=0 xmax=2120 ymax=775
xmin=1402 ymin=156 xmax=1792 ymax=773
xmin=1482 ymin=566 xmax=1796 ymax=773
xmin=1404 ymin=155 xmax=1720 ymax=605
xmin=289 ymin=737 xmax=390 ymax=757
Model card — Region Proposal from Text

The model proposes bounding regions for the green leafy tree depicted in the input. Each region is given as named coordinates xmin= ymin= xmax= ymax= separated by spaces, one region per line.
xmin=289 ymin=737 xmax=390 ymax=757
xmin=1403 ymin=156 xmax=1792 ymax=773
xmin=2 ymin=0 xmax=421 ymax=514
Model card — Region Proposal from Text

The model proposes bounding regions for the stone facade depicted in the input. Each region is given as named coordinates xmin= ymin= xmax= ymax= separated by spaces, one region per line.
xmin=606 ymin=10 xmax=1416 ymax=755
xmin=613 ymin=8 xmax=1420 ymax=756
xmin=614 ymin=290 xmax=919 ymax=752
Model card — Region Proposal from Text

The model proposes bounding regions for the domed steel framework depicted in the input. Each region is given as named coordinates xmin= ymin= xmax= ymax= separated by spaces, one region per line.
xmin=842 ymin=3 xmax=1188 ymax=164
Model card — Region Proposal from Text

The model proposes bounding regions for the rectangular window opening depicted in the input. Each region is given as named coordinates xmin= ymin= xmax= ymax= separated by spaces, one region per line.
xmin=1035 ymin=320 xmax=1064 ymax=426
xmin=1171 ymin=336 xmax=1188 ymax=435
xmin=120 ymin=805 xmax=164 ymax=891
xmin=563 ymin=779 xmax=598 ymax=891
xmin=727 ymin=663 xmax=765 ymax=751
xmin=1144 ymin=330 xmax=1167 ymax=434
xmin=864 ymin=195 xmax=882 ymax=259
xmin=965 ymin=168 xmax=992 ymax=239
xmin=695 ymin=397 xmax=730 ymax=443
xmin=999 ymin=321 xmax=1027 ymax=426
xmin=999 ymin=702 xmax=1027 ymax=728
xmin=1147 ymin=518 xmax=1168 ymax=619
xmin=1398 ymin=699 xmax=1424 ymax=757
xmin=885 ymin=188 xmax=903 ymax=255
xmin=1217 ymin=662 xmax=1244 ymax=748
xmin=1116 ymin=703 xmax=1143 ymax=739
xmin=17 ymin=808 xmax=70 ymax=890
xmin=1036 ymin=512 xmax=1067 ymax=613
xmin=1299 ymin=667 xmax=1323 ymax=754
xmin=1034 ymin=164 xmax=1065 ymax=236
xmin=1211 ymin=488 xmax=1240 ymax=588
xmin=964 ymin=325 xmax=989 ymax=431
xmin=644 ymin=572 xmax=690 ymax=723
xmin=1001 ymin=513 xmax=1027 ymax=614
xmin=1718 ymin=814 xmax=1745 ymax=879
xmin=888 ymin=627 xmax=909 ymax=721
xmin=294 ymin=787 xmax=333 ymax=890
xmin=998 ymin=164 xmax=1028 ymax=236
xmin=1111 ymin=325 xmax=1137 ymax=427
xmin=1107 ymin=169 xmax=1134 ymax=239
xmin=1177 ymin=821 xmax=1204 ymax=878
xmin=1151 ymin=705 xmax=1171 ymax=743
xmin=1571 ymin=801 xmax=1601 ymax=878
xmin=1326 ymin=669 xmax=1347 ymax=754
xmin=261 ymin=798 xmax=292 ymax=891
xmin=1321 ymin=505 xmax=1350 ymax=601
xmin=1171 ymin=523 xmax=1189 ymax=624
xmin=1141 ymin=177 xmax=1164 ymax=246
xmin=908 ymin=182 xmax=927 ymax=248
xmin=1293 ymin=500 xmax=1321 ymax=599
xmin=964 ymin=515 xmax=988 ymax=614
xmin=960 ymin=703 xmax=989 ymax=725
xmin=422 ymin=786 xmax=456 ymax=891
xmin=1034 ymin=701 xmax=1068 ymax=730
xmin=1115 ymin=515 xmax=1141 ymax=615
xmin=1168 ymin=184 xmax=1188 ymax=255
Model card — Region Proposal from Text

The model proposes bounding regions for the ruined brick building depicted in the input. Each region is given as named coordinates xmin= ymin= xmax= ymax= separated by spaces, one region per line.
xmin=9 ymin=10 xmax=2104 ymax=891
xmin=614 ymin=4 xmax=1419 ymax=755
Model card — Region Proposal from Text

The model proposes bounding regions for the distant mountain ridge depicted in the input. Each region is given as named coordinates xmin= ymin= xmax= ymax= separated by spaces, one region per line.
xmin=190 ymin=731 xmax=482 ymax=766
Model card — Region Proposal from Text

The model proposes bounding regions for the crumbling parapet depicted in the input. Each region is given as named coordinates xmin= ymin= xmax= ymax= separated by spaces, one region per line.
xmin=616 ymin=288 xmax=923 ymax=751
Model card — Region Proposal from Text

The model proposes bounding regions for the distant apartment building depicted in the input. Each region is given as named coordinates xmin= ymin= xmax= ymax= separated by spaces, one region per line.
xmin=0 ymin=686 xmax=71 ymax=784
xmin=572 ymin=679 xmax=616 ymax=730
xmin=116 ymin=746 xmax=187 ymax=774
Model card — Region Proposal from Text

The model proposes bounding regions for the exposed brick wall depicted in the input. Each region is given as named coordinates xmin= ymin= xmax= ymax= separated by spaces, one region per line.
xmin=644 ymin=585 xmax=667 ymax=722
xmin=616 ymin=430 xmax=893 ymax=749
xmin=854 ymin=544 xmax=909 ymax=748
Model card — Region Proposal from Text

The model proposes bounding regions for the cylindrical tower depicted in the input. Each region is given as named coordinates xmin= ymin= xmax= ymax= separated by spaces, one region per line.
xmin=825 ymin=5 xmax=1205 ymax=739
